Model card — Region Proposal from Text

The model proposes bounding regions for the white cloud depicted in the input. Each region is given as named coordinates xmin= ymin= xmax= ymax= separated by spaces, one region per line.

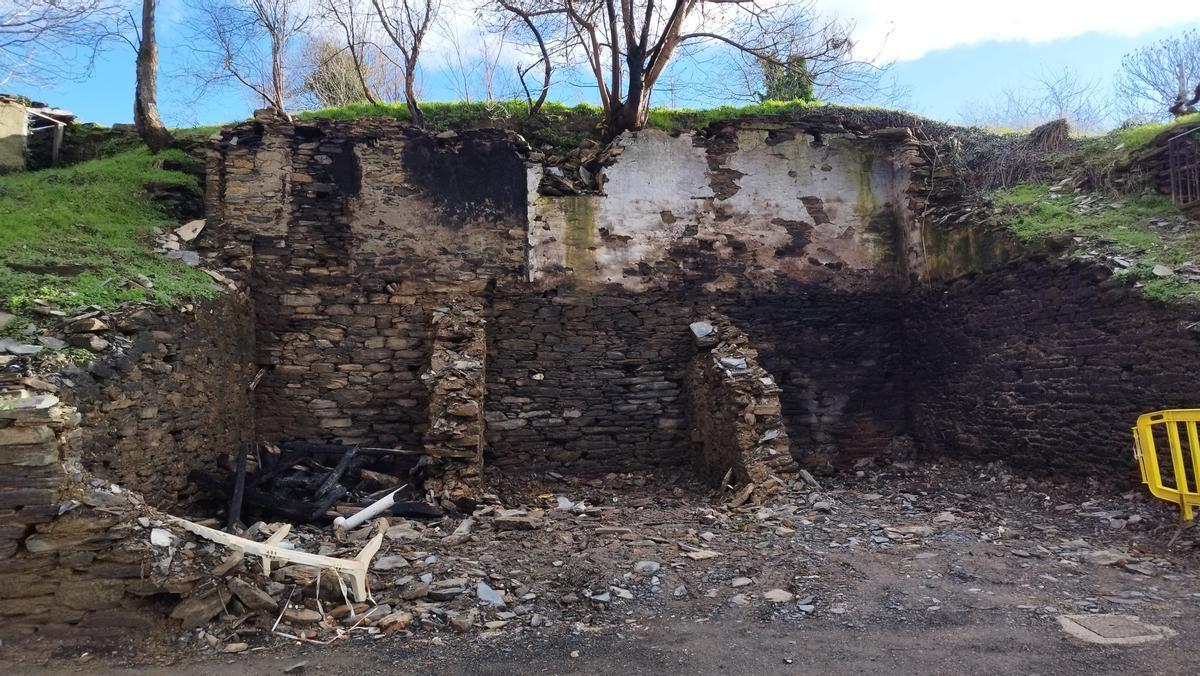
xmin=833 ymin=0 xmax=1200 ymax=62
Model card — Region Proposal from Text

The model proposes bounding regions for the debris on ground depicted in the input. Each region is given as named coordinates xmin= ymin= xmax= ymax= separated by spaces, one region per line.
xmin=126 ymin=454 xmax=1198 ymax=658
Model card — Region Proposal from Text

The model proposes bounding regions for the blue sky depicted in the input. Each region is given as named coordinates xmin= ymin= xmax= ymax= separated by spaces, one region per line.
xmin=10 ymin=3 xmax=1200 ymax=128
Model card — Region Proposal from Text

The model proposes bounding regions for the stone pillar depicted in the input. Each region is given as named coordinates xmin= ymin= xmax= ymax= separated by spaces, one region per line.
xmin=421 ymin=298 xmax=487 ymax=503
xmin=685 ymin=315 xmax=798 ymax=504
xmin=0 ymin=393 xmax=72 ymax=560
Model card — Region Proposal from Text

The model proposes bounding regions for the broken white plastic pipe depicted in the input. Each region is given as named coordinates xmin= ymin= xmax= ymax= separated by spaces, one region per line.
xmin=333 ymin=488 xmax=400 ymax=531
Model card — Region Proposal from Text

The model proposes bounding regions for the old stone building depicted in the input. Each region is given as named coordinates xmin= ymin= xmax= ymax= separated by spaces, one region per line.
xmin=2 ymin=109 xmax=1198 ymax=641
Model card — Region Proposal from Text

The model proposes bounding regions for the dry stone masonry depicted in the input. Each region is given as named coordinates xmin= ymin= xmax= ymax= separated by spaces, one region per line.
xmin=686 ymin=316 xmax=797 ymax=501
xmin=6 ymin=108 xmax=1200 ymax=645
xmin=206 ymin=113 xmax=928 ymax=485
xmin=421 ymin=298 xmax=487 ymax=502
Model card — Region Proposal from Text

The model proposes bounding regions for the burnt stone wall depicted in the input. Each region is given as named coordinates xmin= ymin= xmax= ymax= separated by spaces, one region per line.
xmin=726 ymin=287 xmax=909 ymax=467
xmin=906 ymin=257 xmax=1200 ymax=475
xmin=207 ymin=118 xmax=527 ymax=450
xmin=64 ymin=294 xmax=256 ymax=508
xmin=485 ymin=288 xmax=694 ymax=474
xmin=483 ymin=285 xmax=910 ymax=474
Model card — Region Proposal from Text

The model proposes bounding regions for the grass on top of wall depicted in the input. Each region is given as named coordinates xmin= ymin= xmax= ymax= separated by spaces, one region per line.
xmin=0 ymin=147 xmax=218 ymax=324
xmin=992 ymin=183 xmax=1200 ymax=303
xmin=295 ymin=99 xmax=824 ymax=151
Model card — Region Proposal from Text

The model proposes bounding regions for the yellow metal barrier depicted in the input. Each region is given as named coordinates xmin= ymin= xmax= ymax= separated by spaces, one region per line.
xmin=1133 ymin=409 xmax=1200 ymax=521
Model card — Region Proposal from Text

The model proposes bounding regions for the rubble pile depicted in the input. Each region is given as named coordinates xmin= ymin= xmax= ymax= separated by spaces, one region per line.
xmin=139 ymin=454 xmax=1200 ymax=659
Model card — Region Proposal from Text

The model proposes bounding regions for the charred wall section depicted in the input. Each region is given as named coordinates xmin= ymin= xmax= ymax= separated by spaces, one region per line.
xmin=208 ymin=115 xmax=922 ymax=473
xmin=726 ymin=286 xmax=909 ymax=467
xmin=207 ymin=118 xmax=527 ymax=451
xmin=906 ymin=257 xmax=1200 ymax=475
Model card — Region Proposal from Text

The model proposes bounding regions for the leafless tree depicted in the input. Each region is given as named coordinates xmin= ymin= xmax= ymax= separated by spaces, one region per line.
xmin=370 ymin=0 xmax=439 ymax=126
xmin=958 ymin=67 xmax=1110 ymax=134
xmin=1115 ymin=29 xmax=1200 ymax=122
xmin=318 ymin=0 xmax=380 ymax=105
xmin=483 ymin=0 xmax=855 ymax=138
xmin=491 ymin=0 xmax=565 ymax=115
xmin=188 ymin=0 xmax=310 ymax=114
xmin=0 ymin=0 xmax=120 ymax=85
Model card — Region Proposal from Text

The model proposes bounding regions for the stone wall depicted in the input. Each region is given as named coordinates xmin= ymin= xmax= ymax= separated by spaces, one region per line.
xmin=685 ymin=316 xmax=797 ymax=500
xmin=65 ymin=294 xmax=256 ymax=507
xmin=207 ymin=115 xmax=924 ymax=475
xmin=0 ymin=392 xmax=165 ymax=643
xmin=206 ymin=117 xmax=527 ymax=452
xmin=906 ymin=256 xmax=1200 ymax=475
xmin=422 ymin=298 xmax=487 ymax=501
xmin=724 ymin=286 xmax=909 ymax=467
xmin=527 ymin=125 xmax=920 ymax=294
xmin=485 ymin=288 xmax=694 ymax=474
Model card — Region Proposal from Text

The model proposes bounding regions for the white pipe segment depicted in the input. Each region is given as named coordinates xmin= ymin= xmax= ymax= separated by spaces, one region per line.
xmin=333 ymin=488 xmax=400 ymax=531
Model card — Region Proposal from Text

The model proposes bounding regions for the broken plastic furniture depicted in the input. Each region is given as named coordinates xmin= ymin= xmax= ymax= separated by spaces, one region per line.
xmin=1132 ymin=409 xmax=1200 ymax=520
xmin=169 ymin=516 xmax=384 ymax=602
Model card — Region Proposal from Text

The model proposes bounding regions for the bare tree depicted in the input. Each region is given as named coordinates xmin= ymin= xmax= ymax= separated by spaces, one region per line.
xmin=318 ymin=0 xmax=379 ymax=105
xmin=958 ymin=67 xmax=1110 ymax=134
xmin=488 ymin=0 xmax=855 ymax=138
xmin=1115 ymin=29 xmax=1200 ymax=122
xmin=0 ymin=0 xmax=119 ymax=85
xmin=370 ymin=0 xmax=438 ymax=126
xmin=493 ymin=0 xmax=562 ymax=115
xmin=188 ymin=0 xmax=310 ymax=114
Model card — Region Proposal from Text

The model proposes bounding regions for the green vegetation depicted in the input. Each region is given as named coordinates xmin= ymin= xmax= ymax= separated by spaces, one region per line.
xmin=992 ymin=183 xmax=1200 ymax=303
xmin=757 ymin=56 xmax=815 ymax=103
xmin=0 ymin=148 xmax=218 ymax=321
xmin=297 ymin=99 xmax=823 ymax=151
xmin=642 ymin=100 xmax=820 ymax=132
xmin=1111 ymin=112 xmax=1200 ymax=151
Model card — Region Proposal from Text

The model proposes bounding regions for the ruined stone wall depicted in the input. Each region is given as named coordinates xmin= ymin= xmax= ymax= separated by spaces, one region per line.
xmin=207 ymin=118 xmax=527 ymax=450
xmin=486 ymin=288 xmax=694 ymax=474
xmin=686 ymin=316 xmax=796 ymax=497
xmin=725 ymin=286 xmax=909 ymax=467
xmin=422 ymin=299 xmax=487 ymax=500
xmin=61 ymin=294 xmax=256 ymax=507
xmin=208 ymin=116 xmax=924 ymax=474
xmin=906 ymin=257 xmax=1200 ymax=475
xmin=0 ymin=393 xmax=165 ymax=643
xmin=527 ymin=125 xmax=919 ymax=294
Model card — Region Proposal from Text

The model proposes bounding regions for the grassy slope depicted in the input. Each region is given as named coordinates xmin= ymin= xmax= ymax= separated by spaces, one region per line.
xmin=992 ymin=182 xmax=1200 ymax=303
xmin=0 ymin=148 xmax=216 ymax=322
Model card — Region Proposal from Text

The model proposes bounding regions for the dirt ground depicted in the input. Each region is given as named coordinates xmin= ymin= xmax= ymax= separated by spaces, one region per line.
xmin=12 ymin=455 xmax=1200 ymax=675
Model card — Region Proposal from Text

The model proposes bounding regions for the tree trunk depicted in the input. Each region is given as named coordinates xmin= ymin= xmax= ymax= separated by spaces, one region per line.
xmin=405 ymin=67 xmax=424 ymax=127
xmin=133 ymin=0 xmax=172 ymax=152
